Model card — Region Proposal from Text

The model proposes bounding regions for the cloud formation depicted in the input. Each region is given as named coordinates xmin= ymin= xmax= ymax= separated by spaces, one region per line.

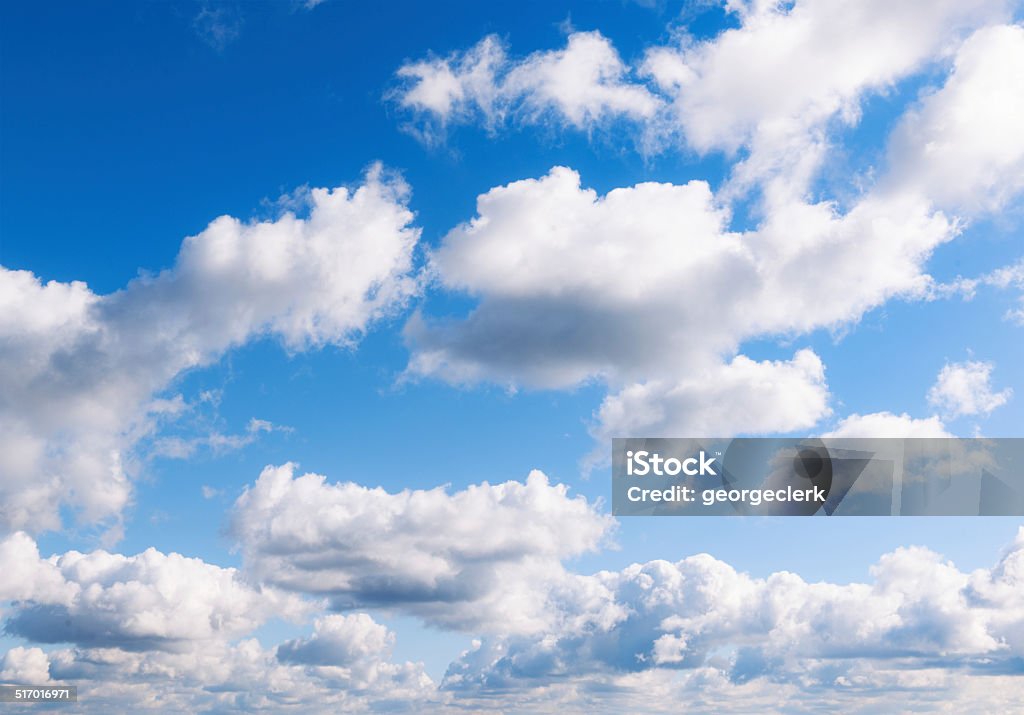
xmin=394 ymin=31 xmax=661 ymax=143
xmin=823 ymin=411 xmax=953 ymax=438
xmin=400 ymin=16 xmax=1024 ymax=444
xmin=0 ymin=533 xmax=433 ymax=711
xmin=231 ymin=464 xmax=614 ymax=633
xmin=5 ymin=487 xmax=1024 ymax=711
xmin=443 ymin=527 xmax=1024 ymax=710
xmin=0 ymin=166 xmax=419 ymax=536
xmin=928 ymin=360 xmax=1013 ymax=419
xmin=0 ymin=531 xmax=310 ymax=651
xmin=404 ymin=165 xmax=952 ymax=444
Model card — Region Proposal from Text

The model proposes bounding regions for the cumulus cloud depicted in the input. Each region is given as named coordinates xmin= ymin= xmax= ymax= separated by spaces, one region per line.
xmin=32 ymin=628 xmax=434 ymax=713
xmin=401 ymin=13 xmax=1024 ymax=445
xmin=393 ymin=31 xmax=661 ymax=142
xmin=443 ymin=527 xmax=1024 ymax=708
xmin=928 ymin=360 xmax=1012 ymax=418
xmin=0 ymin=532 xmax=310 ymax=651
xmin=0 ymin=165 xmax=419 ymax=535
xmin=1 ymin=646 xmax=52 ymax=684
xmin=0 ymin=533 xmax=433 ymax=710
xmin=395 ymin=3 xmax=1010 ymax=187
xmin=393 ymin=17 xmax=1024 ymax=451
xmin=592 ymin=349 xmax=830 ymax=443
xmin=405 ymin=165 xmax=957 ymax=444
xmin=823 ymin=411 xmax=953 ymax=438
xmin=886 ymin=24 xmax=1024 ymax=213
xmin=5 ymin=511 xmax=1024 ymax=711
xmin=645 ymin=0 xmax=1011 ymax=189
xmin=231 ymin=463 xmax=614 ymax=633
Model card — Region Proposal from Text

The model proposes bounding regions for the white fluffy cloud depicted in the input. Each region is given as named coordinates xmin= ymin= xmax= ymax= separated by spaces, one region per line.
xmin=592 ymin=350 xmax=830 ymax=444
xmin=402 ymin=13 xmax=1024 ymax=444
xmin=1 ymin=646 xmax=52 ymax=684
xmin=0 ymin=166 xmax=419 ymax=535
xmin=396 ymin=3 xmax=1011 ymax=188
xmin=823 ymin=411 xmax=953 ymax=438
xmin=928 ymin=360 xmax=1013 ymax=418
xmin=0 ymin=532 xmax=433 ymax=710
xmin=393 ymin=15 xmax=1024 ymax=450
xmin=442 ymin=527 xmax=1024 ymax=709
xmin=405 ymin=165 xmax=956 ymax=443
xmin=6 ymin=514 xmax=1024 ymax=711
xmin=394 ymin=31 xmax=661 ymax=142
xmin=645 ymin=0 xmax=1010 ymax=188
xmin=0 ymin=531 xmax=310 ymax=650
xmin=886 ymin=24 xmax=1024 ymax=213
xmin=231 ymin=464 xmax=614 ymax=633
xmin=29 ymin=624 xmax=434 ymax=713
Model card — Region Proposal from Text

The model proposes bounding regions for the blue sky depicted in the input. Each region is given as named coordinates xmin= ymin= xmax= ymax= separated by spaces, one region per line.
xmin=2 ymin=1 xmax=1024 ymax=711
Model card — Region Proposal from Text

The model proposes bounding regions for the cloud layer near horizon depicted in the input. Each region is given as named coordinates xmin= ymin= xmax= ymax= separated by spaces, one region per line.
xmin=2 ymin=473 xmax=1023 ymax=712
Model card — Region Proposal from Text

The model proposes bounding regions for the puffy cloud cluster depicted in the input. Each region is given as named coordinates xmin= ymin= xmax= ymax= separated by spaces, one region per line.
xmin=442 ymin=527 xmax=1024 ymax=705
xmin=886 ymin=24 xmax=1024 ymax=213
xmin=592 ymin=350 xmax=830 ymax=444
xmin=823 ymin=411 xmax=953 ymax=439
xmin=0 ymin=533 xmax=433 ymax=711
xmin=0 ymin=531 xmax=310 ymax=650
xmin=0 ymin=166 xmax=419 ymax=535
xmin=395 ymin=2 xmax=1013 ymax=187
xmin=824 ymin=357 xmax=1011 ymax=437
xmin=928 ymin=360 xmax=1013 ymax=419
xmin=5 ymin=474 xmax=1024 ymax=711
xmin=645 ymin=0 xmax=1012 ymax=189
xmin=394 ymin=31 xmax=661 ymax=143
xmin=405 ymin=165 xmax=952 ymax=444
xmin=231 ymin=464 xmax=614 ymax=633
xmin=13 ymin=627 xmax=434 ymax=713
xmin=400 ymin=15 xmax=1024 ymax=443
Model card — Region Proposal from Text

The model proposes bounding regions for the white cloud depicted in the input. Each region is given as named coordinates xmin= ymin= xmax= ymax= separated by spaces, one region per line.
xmin=393 ymin=32 xmax=661 ymax=142
xmin=0 ymin=531 xmax=311 ymax=651
xmin=823 ymin=411 xmax=953 ymax=438
xmin=395 ymin=4 xmax=1010 ymax=190
xmin=592 ymin=349 xmax=830 ymax=443
xmin=932 ymin=257 xmax=1024 ymax=328
xmin=1 ymin=646 xmax=52 ymax=684
xmin=6 ymin=514 xmax=1024 ymax=711
xmin=200 ymin=485 xmax=223 ymax=500
xmin=396 ymin=18 xmax=1024 ymax=448
xmin=409 ymin=168 xmax=953 ymax=389
xmin=231 ymin=463 xmax=614 ymax=633
xmin=151 ymin=417 xmax=291 ymax=461
xmin=193 ymin=3 xmax=243 ymax=51
xmin=645 ymin=0 xmax=1010 ymax=189
xmin=503 ymin=31 xmax=663 ymax=127
xmin=443 ymin=527 xmax=1024 ymax=707
xmin=405 ymin=166 xmax=956 ymax=443
xmin=0 ymin=166 xmax=418 ymax=535
xmin=0 ymin=533 xmax=433 ymax=710
xmin=35 ymin=626 xmax=434 ymax=713
xmin=928 ymin=360 xmax=1012 ymax=418
xmin=886 ymin=24 xmax=1024 ymax=213
xmin=1007 ymin=298 xmax=1024 ymax=326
